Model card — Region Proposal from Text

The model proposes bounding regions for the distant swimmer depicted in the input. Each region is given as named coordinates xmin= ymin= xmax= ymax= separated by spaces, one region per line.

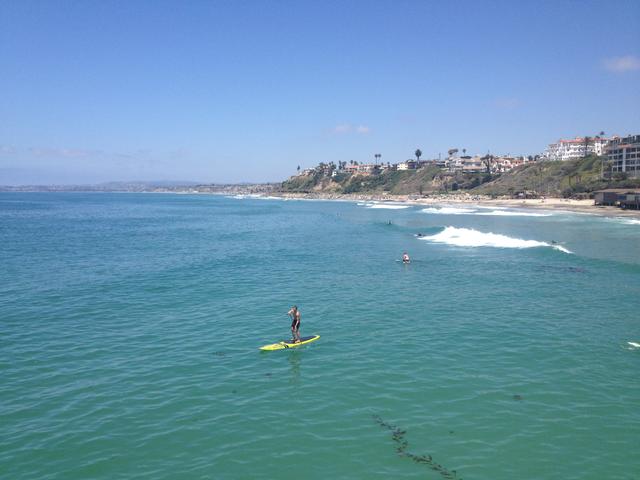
xmin=416 ymin=233 xmax=424 ymax=237
xmin=288 ymin=305 xmax=301 ymax=343
xmin=402 ymin=252 xmax=410 ymax=264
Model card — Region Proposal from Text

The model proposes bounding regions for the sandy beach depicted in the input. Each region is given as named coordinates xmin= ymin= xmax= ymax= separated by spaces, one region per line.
xmin=271 ymin=192 xmax=640 ymax=218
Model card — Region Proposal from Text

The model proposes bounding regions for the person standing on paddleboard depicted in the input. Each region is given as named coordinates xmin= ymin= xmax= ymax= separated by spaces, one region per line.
xmin=288 ymin=305 xmax=301 ymax=343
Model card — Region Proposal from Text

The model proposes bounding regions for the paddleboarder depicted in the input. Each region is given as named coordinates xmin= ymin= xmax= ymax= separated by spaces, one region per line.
xmin=288 ymin=305 xmax=301 ymax=343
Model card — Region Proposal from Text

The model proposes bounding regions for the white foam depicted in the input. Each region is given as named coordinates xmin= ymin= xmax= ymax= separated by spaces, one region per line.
xmin=418 ymin=226 xmax=572 ymax=253
xmin=628 ymin=342 xmax=640 ymax=348
xmin=367 ymin=204 xmax=410 ymax=209
xmin=620 ymin=218 xmax=640 ymax=225
xmin=256 ymin=195 xmax=284 ymax=200
xmin=472 ymin=205 xmax=509 ymax=210
xmin=475 ymin=210 xmax=553 ymax=217
xmin=421 ymin=206 xmax=477 ymax=215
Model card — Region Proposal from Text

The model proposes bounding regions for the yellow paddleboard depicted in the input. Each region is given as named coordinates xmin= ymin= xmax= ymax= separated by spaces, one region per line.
xmin=259 ymin=335 xmax=320 ymax=351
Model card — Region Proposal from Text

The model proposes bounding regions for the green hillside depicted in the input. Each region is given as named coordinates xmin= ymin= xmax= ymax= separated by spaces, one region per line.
xmin=282 ymin=165 xmax=490 ymax=195
xmin=281 ymin=156 xmax=640 ymax=197
xmin=476 ymin=156 xmax=640 ymax=197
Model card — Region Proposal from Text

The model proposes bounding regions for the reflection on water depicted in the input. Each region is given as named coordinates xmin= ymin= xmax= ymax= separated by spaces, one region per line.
xmin=288 ymin=351 xmax=301 ymax=384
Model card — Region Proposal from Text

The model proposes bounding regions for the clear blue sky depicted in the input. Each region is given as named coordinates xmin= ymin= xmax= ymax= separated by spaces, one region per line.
xmin=1 ymin=0 xmax=639 ymax=184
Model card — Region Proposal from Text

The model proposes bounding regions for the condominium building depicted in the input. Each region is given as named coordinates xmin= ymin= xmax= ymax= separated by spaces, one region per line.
xmin=543 ymin=137 xmax=609 ymax=161
xmin=606 ymin=134 xmax=640 ymax=178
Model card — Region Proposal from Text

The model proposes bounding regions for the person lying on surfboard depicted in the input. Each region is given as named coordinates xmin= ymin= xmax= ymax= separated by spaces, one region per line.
xmin=288 ymin=305 xmax=301 ymax=343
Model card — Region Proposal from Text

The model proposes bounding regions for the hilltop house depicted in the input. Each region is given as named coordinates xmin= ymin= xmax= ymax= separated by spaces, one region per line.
xmin=607 ymin=134 xmax=640 ymax=178
xmin=397 ymin=160 xmax=417 ymax=170
xmin=543 ymin=136 xmax=609 ymax=161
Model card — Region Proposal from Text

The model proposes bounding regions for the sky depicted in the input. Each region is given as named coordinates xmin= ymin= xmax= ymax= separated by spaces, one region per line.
xmin=1 ymin=0 xmax=639 ymax=185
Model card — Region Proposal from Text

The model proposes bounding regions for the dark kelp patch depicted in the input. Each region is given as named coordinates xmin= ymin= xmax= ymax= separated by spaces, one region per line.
xmin=373 ymin=415 xmax=462 ymax=479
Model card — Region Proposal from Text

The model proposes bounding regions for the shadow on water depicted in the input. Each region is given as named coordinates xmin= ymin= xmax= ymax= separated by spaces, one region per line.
xmin=535 ymin=265 xmax=587 ymax=274
xmin=373 ymin=415 xmax=463 ymax=479
xmin=288 ymin=351 xmax=301 ymax=384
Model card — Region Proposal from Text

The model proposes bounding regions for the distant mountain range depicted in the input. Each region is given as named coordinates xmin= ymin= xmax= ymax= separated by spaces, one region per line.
xmin=0 ymin=180 xmax=278 ymax=194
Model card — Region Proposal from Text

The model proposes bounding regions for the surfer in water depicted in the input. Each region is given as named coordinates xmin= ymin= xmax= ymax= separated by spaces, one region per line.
xmin=402 ymin=252 xmax=410 ymax=264
xmin=288 ymin=305 xmax=301 ymax=343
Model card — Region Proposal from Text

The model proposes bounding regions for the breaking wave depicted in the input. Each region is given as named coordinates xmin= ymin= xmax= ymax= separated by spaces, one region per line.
xmin=619 ymin=218 xmax=640 ymax=225
xmin=475 ymin=210 xmax=553 ymax=217
xmin=421 ymin=206 xmax=477 ymax=215
xmin=418 ymin=226 xmax=572 ymax=253
xmin=363 ymin=203 xmax=410 ymax=209
xmin=421 ymin=206 xmax=553 ymax=217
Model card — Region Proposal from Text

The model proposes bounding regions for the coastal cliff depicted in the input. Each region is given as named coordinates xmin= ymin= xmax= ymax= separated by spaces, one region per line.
xmin=281 ymin=156 xmax=640 ymax=198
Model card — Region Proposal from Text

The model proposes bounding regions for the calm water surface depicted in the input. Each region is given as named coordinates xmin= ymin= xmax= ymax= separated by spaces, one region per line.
xmin=1 ymin=193 xmax=639 ymax=479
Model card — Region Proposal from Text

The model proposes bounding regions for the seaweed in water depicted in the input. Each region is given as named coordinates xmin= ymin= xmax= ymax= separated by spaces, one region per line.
xmin=373 ymin=415 xmax=462 ymax=479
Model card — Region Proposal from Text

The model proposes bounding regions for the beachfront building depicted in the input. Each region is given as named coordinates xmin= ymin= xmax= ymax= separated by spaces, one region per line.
xmin=543 ymin=136 xmax=609 ymax=161
xmin=594 ymin=189 xmax=640 ymax=208
xmin=606 ymin=134 xmax=640 ymax=178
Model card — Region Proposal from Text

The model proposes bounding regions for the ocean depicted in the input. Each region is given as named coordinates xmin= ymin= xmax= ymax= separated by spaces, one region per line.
xmin=1 ymin=193 xmax=639 ymax=480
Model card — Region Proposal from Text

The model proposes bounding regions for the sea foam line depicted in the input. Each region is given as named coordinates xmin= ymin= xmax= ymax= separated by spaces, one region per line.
xmin=421 ymin=206 xmax=477 ymax=215
xmin=475 ymin=210 xmax=553 ymax=217
xmin=418 ymin=226 xmax=572 ymax=253
xmin=363 ymin=203 xmax=410 ymax=209
xmin=618 ymin=218 xmax=640 ymax=226
xmin=420 ymin=206 xmax=552 ymax=217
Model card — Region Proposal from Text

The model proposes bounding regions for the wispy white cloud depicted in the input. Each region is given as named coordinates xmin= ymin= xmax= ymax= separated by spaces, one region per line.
xmin=603 ymin=55 xmax=640 ymax=73
xmin=28 ymin=147 xmax=96 ymax=158
xmin=332 ymin=123 xmax=371 ymax=135
xmin=333 ymin=124 xmax=352 ymax=134
xmin=0 ymin=145 xmax=17 ymax=155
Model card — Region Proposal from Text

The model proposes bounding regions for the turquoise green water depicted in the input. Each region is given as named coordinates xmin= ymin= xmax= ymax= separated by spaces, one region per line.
xmin=1 ymin=193 xmax=639 ymax=479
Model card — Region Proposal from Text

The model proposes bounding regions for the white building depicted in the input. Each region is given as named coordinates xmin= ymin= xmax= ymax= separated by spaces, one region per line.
xmin=607 ymin=134 xmax=640 ymax=178
xmin=460 ymin=157 xmax=484 ymax=173
xmin=543 ymin=136 xmax=609 ymax=161
xmin=397 ymin=160 xmax=417 ymax=170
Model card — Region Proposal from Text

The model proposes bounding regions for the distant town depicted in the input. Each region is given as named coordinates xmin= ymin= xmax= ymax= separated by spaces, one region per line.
xmin=1 ymin=133 xmax=638 ymax=199
xmin=291 ymin=133 xmax=639 ymax=179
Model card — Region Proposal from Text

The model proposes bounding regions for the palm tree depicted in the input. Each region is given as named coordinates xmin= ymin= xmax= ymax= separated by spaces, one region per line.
xmin=462 ymin=148 xmax=466 ymax=157
xmin=415 ymin=149 xmax=422 ymax=162
xmin=583 ymin=136 xmax=592 ymax=158
xmin=297 ymin=165 xmax=300 ymax=173
xmin=481 ymin=154 xmax=494 ymax=174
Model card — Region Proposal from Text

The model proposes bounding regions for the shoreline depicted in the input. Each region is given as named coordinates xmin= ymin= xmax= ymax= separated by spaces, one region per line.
xmin=269 ymin=192 xmax=640 ymax=218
